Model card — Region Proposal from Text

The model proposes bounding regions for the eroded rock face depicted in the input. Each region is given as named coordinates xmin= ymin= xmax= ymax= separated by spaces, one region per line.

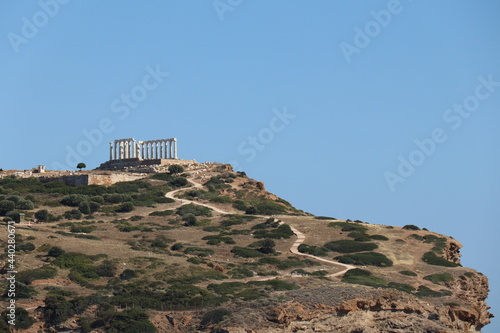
xmin=445 ymin=240 xmax=462 ymax=264
xmin=217 ymin=274 xmax=492 ymax=333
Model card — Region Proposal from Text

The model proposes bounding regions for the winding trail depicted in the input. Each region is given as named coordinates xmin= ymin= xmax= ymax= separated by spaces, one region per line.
xmin=167 ymin=178 xmax=356 ymax=278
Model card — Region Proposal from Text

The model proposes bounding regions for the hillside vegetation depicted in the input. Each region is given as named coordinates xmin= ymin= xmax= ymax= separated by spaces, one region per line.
xmin=0 ymin=163 xmax=490 ymax=332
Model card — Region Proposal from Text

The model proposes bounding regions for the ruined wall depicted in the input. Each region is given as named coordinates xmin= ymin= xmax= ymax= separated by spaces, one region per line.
xmin=40 ymin=173 xmax=147 ymax=187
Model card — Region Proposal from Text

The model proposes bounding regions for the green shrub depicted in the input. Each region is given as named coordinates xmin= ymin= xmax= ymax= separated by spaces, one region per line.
xmin=47 ymin=246 xmax=65 ymax=257
xmin=324 ymin=240 xmax=378 ymax=253
xmin=399 ymin=270 xmax=417 ymax=276
xmin=187 ymin=257 xmax=203 ymax=265
xmin=63 ymin=209 xmax=82 ymax=220
xmin=149 ymin=210 xmax=174 ymax=216
xmin=202 ymin=235 xmax=236 ymax=245
xmin=258 ymin=257 xmax=281 ymax=265
xmin=387 ymin=282 xmax=415 ymax=293
xmin=369 ymin=234 xmax=389 ymax=241
xmin=228 ymin=267 xmax=254 ymax=279
xmin=171 ymin=177 xmax=188 ymax=187
xmin=169 ymin=164 xmax=185 ymax=174
xmin=231 ymin=246 xmax=264 ymax=258
xmin=220 ymin=214 xmax=256 ymax=226
xmin=414 ymin=285 xmax=451 ymax=297
xmin=177 ymin=203 xmax=212 ymax=217
xmin=171 ymin=243 xmax=184 ymax=251
xmin=201 ymin=308 xmax=231 ymax=326
xmin=43 ymin=295 xmax=75 ymax=325
xmin=314 ymin=216 xmax=337 ymax=220
xmin=422 ymin=252 xmax=459 ymax=267
xmin=424 ymin=273 xmax=454 ymax=285
xmin=329 ymin=222 xmax=368 ymax=232
xmin=207 ymin=282 xmax=246 ymax=295
xmin=335 ymin=252 xmax=393 ymax=267
xmin=5 ymin=210 xmax=21 ymax=222
xmin=253 ymin=224 xmax=294 ymax=239
xmin=97 ymin=260 xmax=117 ymax=277
xmin=117 ymin=202 xmax=135 ymax=213
xmin=17 ymin=242 xmax=36 ymax=252
xmin=120 ymin=269 xmax=137 ymax=280
xmin=248 ymin=279 xmax=300 ymax=291
xmin=16 ymin=199 xmax=34 ymax=210
xmin=17 ymin=266 xmax=57 ymax=285
xmin=183 ymin=247 xmax=215 ymax=257
xmin=70 ymin=225 xmax=96 ymax=233
xmin=182 ymin=213 xmax=197 ymax=226
xmin=342 ymin=268 xmax=387 ymax=287
xmin=0 ymin=200 xmax=15 ymax=215
xmin=298 ymin=244 xmax=329 ymax=256
xmin=403 ymin=224 xmax=420 ymax=230
xmin=61 ymin=194 xmax=88 ymax=207
xmin=210 ymin=196 xmax=232 ymax=203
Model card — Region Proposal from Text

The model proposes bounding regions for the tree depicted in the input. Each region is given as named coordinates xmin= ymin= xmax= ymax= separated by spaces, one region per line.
xmin=0 ymin=200 xmax=15 ymax=216
xmin=77 ymin=162 xmax=86 ymax=171
xmin=97 ymin=260 xmax=117 ymax=277
xmin=47 ymin=246 xmax=65 ymax=258
xmin=168 ymin=164 xmax=184 ymax=174
xmin=16 ymin=199 xmax=34 ymax=210
xmin=116 ymin=202 xmax=134 ymax=213
xmin=259 ymin=239 xmax=276 ymax=254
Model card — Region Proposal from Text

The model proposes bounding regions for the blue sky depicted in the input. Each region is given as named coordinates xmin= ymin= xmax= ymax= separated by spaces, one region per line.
xmin=1 ymin=1 xmax=499 ymax=330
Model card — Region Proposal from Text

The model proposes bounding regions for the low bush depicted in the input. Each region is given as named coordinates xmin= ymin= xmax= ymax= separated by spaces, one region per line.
xmin=210 ymin=196 xmax=232 ymax=204
xmin=231 ymin=246 xmax=264 ymax=258
xmin=369 ymin=234 xmax=389 ymax=241
xmin=149 ymin=210 xmax=174 ymax=216
xmin=202 ymin=235 xmax=236 ymax=245
xmin=423 ymin=273 xmax=454 ymax=285
xmin=403 ymin=224 xmax=420 ymax=230
xmin=342 ymin=268 xmax=387 ymax=287
xmin=17 ymin=242 xmax=36 ymax=252
xmin=298 ymin=244 xmax=329 ymax=256
xmin=335 ymin=252 xmax=393 ymax=267
xmin=17 ymin=266 xmax=57 ymax=285
xmin=201 ymin=308 xmax=231 ymax=326
xmin=63 ymin=209 xmax=82 ymax=220
xmin=183 ymin=247 xmax=215 ymax=257
xmin=252 ymin=224 xmax=294 ymax=239
xmin=324 ymin=240 xmax=378 ymax=253
xmin=220 ymin=214 xmax=256 ymax=226
xmin=414 ymin=285 xmax=452 ymax=298
xmin=116 ymin=202 xmax=135 ymax=213
xmin=387 ymin=282 xmax=415 ymax=293
xmin=177 ymin=203 xmax=212 ymax=217
xmin=422 ymin=252 xmax=459 ymax=267
xmin=399 ymin=270 xmax=417 ymax=276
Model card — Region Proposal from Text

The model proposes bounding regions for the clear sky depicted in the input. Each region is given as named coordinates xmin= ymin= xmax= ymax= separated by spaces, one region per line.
xmin=1 ymin=1 xmax=499 ymax=330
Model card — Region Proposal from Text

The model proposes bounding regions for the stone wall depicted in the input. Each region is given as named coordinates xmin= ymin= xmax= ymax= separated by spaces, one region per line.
xmin=40 ymin=173 xmax=147 ymax=187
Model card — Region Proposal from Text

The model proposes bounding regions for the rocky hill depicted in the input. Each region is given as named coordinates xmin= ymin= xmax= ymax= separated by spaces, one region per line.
xmin=0 ymin=162 xmax=492 ymax=332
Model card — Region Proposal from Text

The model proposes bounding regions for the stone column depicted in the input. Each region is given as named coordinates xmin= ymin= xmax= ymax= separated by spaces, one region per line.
xmin=174 ymin=139 xmax=178 ymax=159
xmin=109 ymin=143 xmax=113 ymax=160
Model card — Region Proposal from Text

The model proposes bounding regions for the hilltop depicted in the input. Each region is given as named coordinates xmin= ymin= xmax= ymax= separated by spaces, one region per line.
xmin=0 ymin=162 xmax=492 ymax=332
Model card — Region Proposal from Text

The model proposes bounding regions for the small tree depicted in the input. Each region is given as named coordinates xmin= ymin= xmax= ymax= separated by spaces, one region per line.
xmin=77 ymin=163 xmax=86 ymax=171
xmin=259 ymin=239 xmax=276 ymax=254
xmin=168 ymin=164 xmax=184 ymax=174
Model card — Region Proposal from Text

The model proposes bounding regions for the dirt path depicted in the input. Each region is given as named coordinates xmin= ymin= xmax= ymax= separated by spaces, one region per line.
xmin=166 ymin=179 xmax=237 ymax=214
xmin=166 ymin=179 xmax=355 ymax=278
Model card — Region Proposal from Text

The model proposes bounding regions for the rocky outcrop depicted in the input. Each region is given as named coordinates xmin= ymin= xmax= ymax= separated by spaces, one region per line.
xmin=445 ymin=239 xmax=462 ymax=264
xmin=218 ymin=275 xmax=492 ymax=333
